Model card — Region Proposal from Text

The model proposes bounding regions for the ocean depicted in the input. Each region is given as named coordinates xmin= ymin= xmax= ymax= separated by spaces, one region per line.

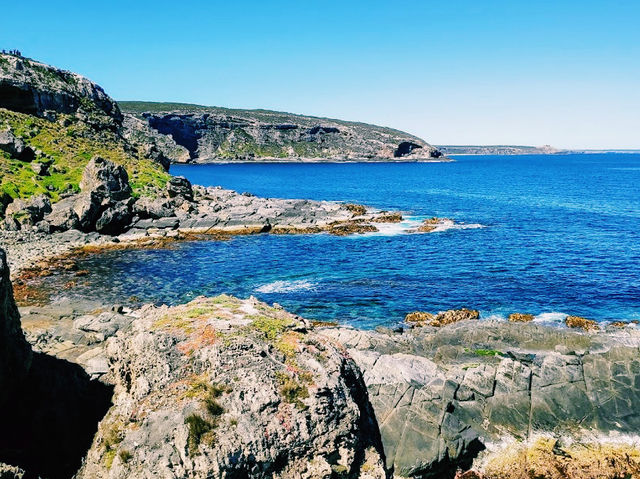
xmin=39 ymin=154 xmax=640 ymax=328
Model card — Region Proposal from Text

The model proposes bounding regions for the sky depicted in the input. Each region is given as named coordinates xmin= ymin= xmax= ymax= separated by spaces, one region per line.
xmin=2 ymin=0 xmax=639 ymax=149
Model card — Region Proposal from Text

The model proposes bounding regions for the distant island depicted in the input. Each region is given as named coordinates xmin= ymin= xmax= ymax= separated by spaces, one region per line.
xmin=120 ymin=101 xmax=447 ymax=163
xmin=437 ymin=144 xmax=640 ymax=155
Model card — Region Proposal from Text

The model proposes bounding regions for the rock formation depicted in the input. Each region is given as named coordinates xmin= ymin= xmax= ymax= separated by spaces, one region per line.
xmin=76 ymin=296 xmax=386 ymax=479
xmin=120 ymin=102 xmax=446 ymax=163
xmin=0 ymin=53 xmax=121 ymax=124
xmin=322 ymin=321 xmax=640 ymax=478
xmin=0 ymin=248 xmax=31 ymax=407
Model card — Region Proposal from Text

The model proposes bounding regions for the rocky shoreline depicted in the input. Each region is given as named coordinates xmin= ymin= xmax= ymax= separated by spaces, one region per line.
xmin=3 ymin=245 xmax=640 ymax=478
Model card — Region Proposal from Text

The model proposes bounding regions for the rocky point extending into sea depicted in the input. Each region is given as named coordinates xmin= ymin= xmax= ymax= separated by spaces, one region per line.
xmin=1 ymin=52 xmax=640 ymax=479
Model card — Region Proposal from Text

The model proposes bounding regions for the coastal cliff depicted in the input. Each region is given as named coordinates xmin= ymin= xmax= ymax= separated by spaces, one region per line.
xmin=0 ymin=53 xmax=398 ymax=239
xmin=2 ymin=52 xmax=640 ymax=479
xmin=120 ymin=101 xmax=446 ymax=163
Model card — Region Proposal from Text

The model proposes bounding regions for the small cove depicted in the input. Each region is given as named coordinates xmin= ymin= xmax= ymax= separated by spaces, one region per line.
xmin=32 ymin=154 xmax=640 ymax=329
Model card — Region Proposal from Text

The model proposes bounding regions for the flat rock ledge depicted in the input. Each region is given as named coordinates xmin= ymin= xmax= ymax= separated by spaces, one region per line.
xmin=321 ymin=321 xmax=640 ymax=477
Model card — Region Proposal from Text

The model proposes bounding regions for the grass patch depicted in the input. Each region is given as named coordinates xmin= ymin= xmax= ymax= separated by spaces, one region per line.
xmin=185 ymin=413 xmax=214 ymax=455
xmin=249 ymin=315 xmax=293 ymax=341
xmin=482 ymin=437 xmax=640 ymax=479
xmin=275 ymin=371 xmax=310 ymax=410
xmin=0 ymin=108 xmax=169 ymax=203
xmin=118 ymin=449 xmax=132 ymax=464
xmin=473 ymin=348 xmax=504 ymax=357
xmin=184 ymin=381 xmax=232 ymax=455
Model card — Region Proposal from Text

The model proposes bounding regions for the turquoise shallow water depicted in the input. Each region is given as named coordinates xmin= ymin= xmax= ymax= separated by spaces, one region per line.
xmin=41 ymin=154 xmax=640 ymax=328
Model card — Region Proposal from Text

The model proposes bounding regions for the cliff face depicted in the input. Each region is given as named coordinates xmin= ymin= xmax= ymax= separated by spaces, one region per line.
xmin=120 ymin=102 xmax=446 ymax=163
xmin=0 ymin=53 xmax=121 ymax=124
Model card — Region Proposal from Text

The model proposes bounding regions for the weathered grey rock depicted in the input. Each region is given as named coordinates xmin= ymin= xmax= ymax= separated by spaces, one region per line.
xmin=0 ymin=53 xmax=122 ymax=123
xmin=30 ymin=162 xmax=49 ymax=176
xmin=321 ymin=321 xmax=640 ymax=478
xmin=132 ymin=196 xmax=175 ymax=219
xmin=4 ymin=195 xmax=52 ymax=229
xmin=0 ymin=130 xmax=34 ymax=161
xmin=77 ymin=296 xmax=387 ymax=479
xmin=80 ymin=156 xmax=132 ymax=202
xmin=166 ymin=175 xmax=193 ymax=201
xmin=73 ymin=312 xmax=133 ymax=343
xmin=95 ymin=201 xmax=132 ymax=235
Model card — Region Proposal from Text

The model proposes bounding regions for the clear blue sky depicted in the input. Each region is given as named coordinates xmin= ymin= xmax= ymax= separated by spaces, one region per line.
xmin=2 ymin=0 xmax=639 ymax=149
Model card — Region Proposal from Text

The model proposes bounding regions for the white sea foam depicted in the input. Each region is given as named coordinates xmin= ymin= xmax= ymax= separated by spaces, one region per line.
xmin=361 ymin=217 xmax=424 ymax=237
xmin=533 ymin=312 xmax=568 ymax=323
xmin=360 ymin=216 xmax=486 ymax=237
xmin=428 ymin=220 xmax=486 ymax=233
xmin=256 ymin=280 xmax=317 ymax=294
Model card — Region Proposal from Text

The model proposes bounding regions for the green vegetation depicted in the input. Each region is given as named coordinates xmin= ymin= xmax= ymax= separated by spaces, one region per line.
xmin=118 ymin=449 xmax=133 ymax=464
xmin=465 ymin=348 xmax=504 ymax=357
xmin=0 ymin=108 xmax=169 ymax=203
xmin=101 ymin=420 xmax=124 ymax=469
xmin=275 ymin=370 xmax=311 ymax=410
xmin=184 ymin=381 xmax=231 ymax=455
xmin=185 ymin=413 xmax=214 ymax=455
xmin=249 ymin=315 xmax=294 ymax=341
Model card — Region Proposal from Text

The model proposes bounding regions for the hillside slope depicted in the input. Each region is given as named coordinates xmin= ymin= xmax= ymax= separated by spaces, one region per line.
xmin=0 ymin=53 xmax=170 ymax=209
xmin=120 ymin=101 xmax=446 ymax=163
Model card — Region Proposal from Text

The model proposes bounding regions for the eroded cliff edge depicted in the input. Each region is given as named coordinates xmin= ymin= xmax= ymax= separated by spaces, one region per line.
xmin=120 ymin=101 xmax=446 ymax=163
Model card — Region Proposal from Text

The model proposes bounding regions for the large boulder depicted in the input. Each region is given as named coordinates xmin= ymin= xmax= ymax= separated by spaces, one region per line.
xmin=77 ymin=296 xmax=386 ymax=479
xmin=80 ymin=156 xmax=132 ymax=202
xmin=3 ymin=195 xmax=52 ymax=229
xmin=44 ymin=157 xmax=133 ymax=235
xmin=0 ymin=130 xmax=34 ymax=162
xmin=95 ymin=201 xmax=132 ymax=235
xmin=132 ymin=196 xmax=175 ymax=219
xmin=166 ymin=175 xmax=193 ymax=201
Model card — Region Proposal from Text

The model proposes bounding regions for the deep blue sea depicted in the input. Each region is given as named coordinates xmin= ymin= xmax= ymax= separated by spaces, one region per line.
xmin=45 ymin=155 xmax=640 ymax=328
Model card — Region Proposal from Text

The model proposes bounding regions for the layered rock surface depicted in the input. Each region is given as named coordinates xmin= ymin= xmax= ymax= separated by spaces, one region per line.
xmin=321 ymin=321 xmax=640 ymax=478
xmin=120 ymin=102 xmax=446 ymax=163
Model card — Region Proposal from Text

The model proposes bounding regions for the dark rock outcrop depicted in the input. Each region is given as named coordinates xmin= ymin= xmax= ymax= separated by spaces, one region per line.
xmin=0 ymin=249 xmax=32 ymax=406
xmin=0 ymin=53 xmax=122 ymax=123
